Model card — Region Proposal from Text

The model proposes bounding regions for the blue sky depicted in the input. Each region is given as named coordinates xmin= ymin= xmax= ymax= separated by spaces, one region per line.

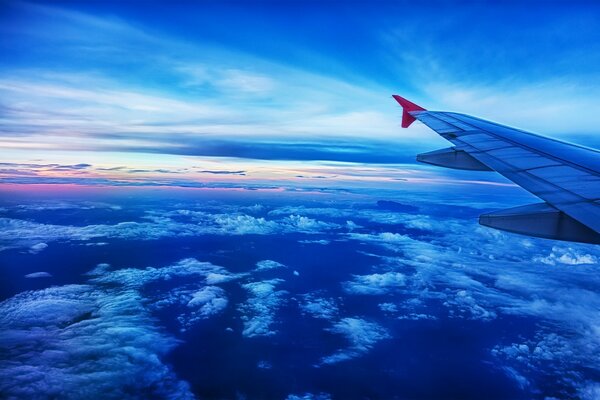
xmin=1 ymin=0 xmax=600 ymax=188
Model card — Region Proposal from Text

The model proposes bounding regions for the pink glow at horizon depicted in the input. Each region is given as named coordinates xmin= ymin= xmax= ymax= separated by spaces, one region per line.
xmin=0 ymin=144 xmax=520 ymax=200
xmin=0 ymin=151 xmax=518 ymax=196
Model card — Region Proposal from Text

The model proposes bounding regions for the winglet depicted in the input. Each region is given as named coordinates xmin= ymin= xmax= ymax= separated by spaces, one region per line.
xmin=392 ymin=95 xmax=426 ymax=128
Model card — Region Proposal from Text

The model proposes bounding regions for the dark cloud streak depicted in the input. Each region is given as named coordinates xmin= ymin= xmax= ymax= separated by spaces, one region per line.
xmin=112 ymin=137 xmax=420 ymax=164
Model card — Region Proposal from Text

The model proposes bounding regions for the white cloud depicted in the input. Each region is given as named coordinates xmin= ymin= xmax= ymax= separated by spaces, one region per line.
xmin=443 ymin=290 xmax=497 ymax=321
xmin=212 ymin=214 xmax=279 ymax=235
xmin=299 ymin=294 xmax=339 ymax=320
xmin=378 ymin=302 xmax=397 ymax=313
xmin=281 ymin=215 xmax=338 ymax=233
xmin=255 ymin=260 xmax=286 ymax=271
xmin=491 ymin=330 xmax=600 ymax=396
xmin=178 ymin=65 xmax=276 ymax=94
xmin=150 ymin=287 xmax=234 ymax=332
xmin=85 ymin=262 xmax=111 ymax=276
xmin=343 ymin=272 xmax=406 ymax=295
xmin=93 ymin=258 xmax=231 ymax=289
xmin=84 ymin=258 xmax=241 ymax=332
xmin=16 ymin=201 xmax=121 ymax=212
xmin=239 ymin=279 xmax=288 ymax=338
xmin=187 ymin=286 xmax=228 ymax=317
xmin=346 ymin=231 xmax=427 ymax=254
xmin=346 ymin=220 xmax=360 ymax=231
xmin=269 ymin=206 xmax=353 ymax=219
xmin=397 ymin=313 xmax=437 ymax=321
xmin=534 ymin=246 xmax=598 ymax=266
xmin=24 ymin=272 xmax=52 ymax=279
xmin=29 ymin=242 xmax=48 ymax=254
xmin=501 ymin=367 xmax=530 ymax=390
xmin=0 ymin=284 xmax=194 ymax=399
xmin=320 ymin=318 xmax=390 ymax=365
xmin=205 ymin=272 xmax=246 ymax=284
xmin=0 ymin=210 xmax=338 ymax=252
xmin=299 ymin=239 xmax=330 ymax=245
xmin=216 ymin=69 xmax=276 ymax=94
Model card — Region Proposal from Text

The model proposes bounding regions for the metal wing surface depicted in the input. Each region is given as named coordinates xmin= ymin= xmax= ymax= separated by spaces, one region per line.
xmin=393 ymin=95 xmax=600 ymax=244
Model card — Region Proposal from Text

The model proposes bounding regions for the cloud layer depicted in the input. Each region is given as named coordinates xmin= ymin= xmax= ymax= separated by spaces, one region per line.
xmin=0 ymin=284 xmax=194 ymax=399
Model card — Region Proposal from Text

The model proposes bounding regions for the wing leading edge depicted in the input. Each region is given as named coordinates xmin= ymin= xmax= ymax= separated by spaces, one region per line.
xmin=393 ymin=94 xmax=600 ymax=244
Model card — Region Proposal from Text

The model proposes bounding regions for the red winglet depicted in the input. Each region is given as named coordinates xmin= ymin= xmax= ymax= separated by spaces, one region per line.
xmin=392 ymin=95 xmax=426 ymax=128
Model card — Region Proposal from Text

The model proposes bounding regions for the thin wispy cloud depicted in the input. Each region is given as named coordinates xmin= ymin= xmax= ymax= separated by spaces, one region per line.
xmin=2 ymin=1 xmax=598 ymax=181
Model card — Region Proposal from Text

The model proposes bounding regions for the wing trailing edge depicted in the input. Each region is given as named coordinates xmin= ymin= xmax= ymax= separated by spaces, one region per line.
xmin=417 ymin=147 xmax=492 ymax=171
xmin=480 ymin=203 xmax=600 ymax=244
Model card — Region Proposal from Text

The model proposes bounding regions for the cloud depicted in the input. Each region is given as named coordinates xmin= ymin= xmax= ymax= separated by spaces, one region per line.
xmin=52 ymin=163 xmax=92 ymax=170
xmin=211 ymin=214 xmax=279 ymax=235
xmin=256 ymin=360 xmax=272 ymax=369
xmin=346 ymin=232 xmax=424 ymax=252
xmin=0 ymin=209 xmax=339 ymax=252
xmin=84 ymin=263 xmax=111 ymax=276
xmin=269 ymin=206 xmax=355 ymax=219
xmin=0 ymin=284 xmax=194 ymax=399
xmin=579 ymin=383 xmax=600 ymax=400
xmin=534 ymin=246 xmax=598 ymax=266
xmin=343 ymin=272 xmax=406 ymax=295
xmin=28 ymin=242 xmax=48 ymax=254
xmin=93 ymin=258 xmax=235 ymax=289
xmin=14 ymin=200 xmax=122 ymax=212
xmin=340 ymin=211 xmax=600 ymax=395
xmin=378 ymin=302 xmax=397 ymax=313
xmin=491 ymin=331 xmax=600 ymax=396
xmin=255 ymin=260 xmax=287 ymax=271
xmin=281 ymin=215 xmax=339 ymax=233
xmin=269 ymin=203 xmax=600 ymax=394
xmin=214 ymin=69 xmax=276 ymax=94
xmin=205 ymin=271 xmax=246 ymax=285
xmin=299 ymin=294 xmax=339 ymax=320
xmin=0 ymin=1 xmax=457 ymax=171
xmin=299 ymin=239 xmax=330 ymax=245
xmin=199 ymin=170 xmax=246 ymax=175
xmin=3 ymin=254 xmax=243 ymax=389
xmin=0 ymin=27 xmax=395 ymax=159
xmin=285 ymin=393 xmax=332 ymax=400
xmin=443 ymin=290 xmax=497 ymax=321
xmin=24 ymin=271 xmax=52 ymax=278
xmin=320 ymin=318 xmax=390 ymax=365
xmin=187 ymin=286 xmax=228 ymax=317
xmin=397 ymin=313 xmax=437 ymax=321
xmin=2 ymin=197 xmax=600 ymax=397
xmin=239 ymin=279 xmax=287 ymax=338
xmin=176 ymin=209 xmax=338 ymax=236
xmin=500 ymin=367 xmax=529 ymax=390
xmin=96 ymin=258 xmax=243 ymax=333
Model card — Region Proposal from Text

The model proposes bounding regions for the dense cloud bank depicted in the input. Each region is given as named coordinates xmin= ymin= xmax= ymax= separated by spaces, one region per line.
xmin=1 ymin=198 xmax=600 ymax=398
xmin=0 ymin=284 xmax=195 ymax=399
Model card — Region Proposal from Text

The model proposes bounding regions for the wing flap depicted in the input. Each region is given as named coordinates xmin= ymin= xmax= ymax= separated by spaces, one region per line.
xmin=479 ymin=202 xmax=600 ymax=244
xmin=416 ymin=147 xmax=492 ymax=171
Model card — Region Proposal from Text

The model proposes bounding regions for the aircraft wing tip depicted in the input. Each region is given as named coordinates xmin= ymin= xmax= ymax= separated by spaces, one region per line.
xmin=392 ymin=94 xmax=426 ymax=128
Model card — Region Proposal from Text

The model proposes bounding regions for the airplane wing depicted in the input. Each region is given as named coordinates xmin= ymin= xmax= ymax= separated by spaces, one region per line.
xmin=393 ymin=94 xmax=600 ymax=244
